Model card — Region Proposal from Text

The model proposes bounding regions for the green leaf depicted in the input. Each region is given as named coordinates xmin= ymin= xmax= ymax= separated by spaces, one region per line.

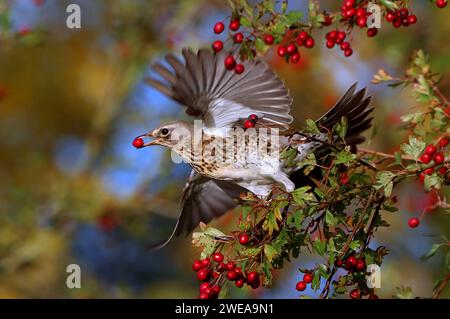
xmin=380 ymin=0 xmax=399 ymax=10
xmin=218 ymin=284 xmax=230 ymax=299
xmin=240 ymin=16 xmax=252 ymax=27
xmin=305 ymin=119 xmax=320 ymax=133
xmin=264 ymin=244 xmax=278 ymax=262
xmin=296 ymin=153 xmax=316 ymax=175
xmin=424 ymin=173 xmax=441 ymax=191
xmin=395 ymin=286 xmax=414 ymax=299
xmin=349 ymin=240 xmax=360 ymax=251
xmin=401 ymin=137 xmax=425 ymax=160
xmin=292 ymin=186 xmax=315 ymax=207
xmin=313 ymin=238 xmax=327 ymax=256
xmin=286 ymin=10 xmax=303 ymax=24
xmin=335 ymin=149 xmax=357 ymax=165
xmin=374 ymin=171 xmax=396 ymax=197
xmin=325 ymin=210 xmax=339 ymax=226
xmin=255 ymin=37 xmax=266 ymax=52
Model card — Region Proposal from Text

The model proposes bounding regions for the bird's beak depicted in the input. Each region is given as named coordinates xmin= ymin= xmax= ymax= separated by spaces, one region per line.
xmin=136 ymin=131 xmax=160 ymax=147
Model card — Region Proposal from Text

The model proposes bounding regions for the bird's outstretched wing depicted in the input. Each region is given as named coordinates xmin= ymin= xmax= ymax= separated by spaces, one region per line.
xmin=146 ymin=48 xmax=293 ymax=130
xmin=148 ymin=170 xmax=246 ymax=250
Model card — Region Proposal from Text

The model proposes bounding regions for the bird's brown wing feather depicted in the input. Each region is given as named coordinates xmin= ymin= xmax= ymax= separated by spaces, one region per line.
xmin=146 ymin=48 xmax=293 ymax=130
xmin=148 ymin=170 xmax=245 ymax=250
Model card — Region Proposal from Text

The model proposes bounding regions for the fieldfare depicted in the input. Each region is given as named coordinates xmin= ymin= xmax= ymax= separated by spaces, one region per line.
xmin=139 ymin=48 xmax=373 ymax=249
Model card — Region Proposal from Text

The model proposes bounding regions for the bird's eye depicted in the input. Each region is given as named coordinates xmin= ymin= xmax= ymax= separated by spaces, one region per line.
xmin=160 ymin=128 xmax=169 ymax=136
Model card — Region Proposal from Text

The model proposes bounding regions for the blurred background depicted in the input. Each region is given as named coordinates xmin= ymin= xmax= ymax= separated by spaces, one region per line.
xmin=0 ymin=0 xmax=449 ymax=298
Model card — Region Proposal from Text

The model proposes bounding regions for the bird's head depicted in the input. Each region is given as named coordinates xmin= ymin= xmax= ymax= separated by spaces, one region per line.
xmin=134 ymin=121 xmax=193 ymax=150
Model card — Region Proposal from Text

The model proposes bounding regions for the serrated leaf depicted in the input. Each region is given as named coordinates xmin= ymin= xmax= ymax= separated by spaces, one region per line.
xmin=325 ymin=210 xmax=339 ymax=226
xmin=349 ymin=240 xmax=360 ymax=251
xmin=264 ymin=244 xmax=278 ymax=262
xmin=335 ymin=149 xmax=357 ymax=165
xmin=374 ymin=171 xmax=396 ymax=197
xmin=401 ymin=137 xmax=425 ymax=160
xmin=286 ymin=10 xmax=303 ymax=24
xmin=305 ymin=118 xmax=320 ymax=133
xmin=292 ymin=186 xmax=315 ymax=207
xmin=424 ymin=173 xmax=441 ymax=191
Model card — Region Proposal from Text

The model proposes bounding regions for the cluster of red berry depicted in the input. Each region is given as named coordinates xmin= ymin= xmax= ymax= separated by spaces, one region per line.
xmin=325 ymin=30 xmax=353 ymax=57
xmin=277 ymin=31 xmax=314 ymax=64
xmin=295 ymin=272 xmax=313 ymax=292
xmin=335 ymin=255 xmax=378 ymax=299
xmin=244 ymin=114 xmax=258 ymax=129
xmin=419 ymin=138 xmax=448 ymax=178
xmin=193 ymin=252 xmax=260 ymax=299
xmin=385 ymin=8 xmax=417 ymax=28
xmin=212 ymin=20 xmax=246 ymax=74
xmin=340 ymin=0 xmax=378 ymax=37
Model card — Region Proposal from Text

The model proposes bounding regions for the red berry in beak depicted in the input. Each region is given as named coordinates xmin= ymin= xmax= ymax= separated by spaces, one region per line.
xmin=133 ymin=137 xmax=144 ymax=148
xmin=244 ymin=120 xmax=255 ymax=129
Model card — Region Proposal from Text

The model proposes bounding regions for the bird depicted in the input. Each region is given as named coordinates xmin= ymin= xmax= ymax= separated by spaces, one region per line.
xmin=138 ymin=48 xmax=373 ymax=249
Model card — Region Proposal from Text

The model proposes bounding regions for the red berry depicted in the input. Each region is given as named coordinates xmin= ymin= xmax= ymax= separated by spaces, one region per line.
xmin=303 ymin=273 xmax=313 ymax=283
xmin=199 ymin=292 xmax=210 ymax=299
xmin=343 ymin=0 xmax=355 ymax=8
xmin=434 ymin=152 xmax=445 ymax=164
xmin=234 ymin=32 xmax=244 ymax=43
xmin=350 ymin=289 xmax=361 ymax=299
xmin=197 ymin=269 xmax=210 ymax=281
xmin=286 ymin=43 xmax=297 ymax=55
xmin=212 ymin=40 xmax=223 ymax=52
xmin=277 ymin=45 xmax=287 ymax=57
xmin=248 ymin=114 xmax=258 ymax=121
xmin=425 ymin=145 xmax=437 ymax=156
xmin=386 ymin=12 xmax=396 ymax=22
xmin=340 ymin=172 xmax=349 ymax=185
xmin=424 ymin=168 xmax=434 ymax=175
xmin=337 ymin=31 xmax=346 ymax=42
xmin=246 ymin=271 xmax=258 ymax=284
xmin=345 ymin=8 xmax=356 ymax=18
xmin=408 ymin=14 xmax=417 ymax=24
xmin=229 ymin=19 xmax=240 ymax=31
xmin=227 ymin=270 xmax=237 ymax=281
xmin=344 ymin=48 xmax=353 ymax=57
xmin=213 ymin=22 xmax=225 ymax=34
xmin=200 ymin=282 xmax=210 ymax=293
xmin=298 ymin=31 xmax=309 ymax=41
xmin=296 ymin=281 xmax=306 ymax=291
xmin=326 ymin=40 xmax=335 ymax=49
xmin=224 ymin=55 xmax=236 ymax=70
xmin=356 ymin=8 xmax=366 ymax=18
xmin=226 ymin=261 xmax=236 ymax=271
xmin=398 ymin=8 xmax=409 ymax=18
xmin=217 ymin=262 xmax=226 ymax=272
xmin=335 ymin=260 xmax=344 ymax=267
xmin=211 ymin=285 xmax=221 ymax=296
xmin=328 ymin=30 xmax=338 ymax=40
xmin=244 ymin=119 xmax=255 ymax=129
xmin=419 ymin=153 xmax=432 ymax=164
xmin=238 ymin=233 xmax=249 ymax=245
xmin=291 ymin=52 xmax=301 ymax=64
xmin=408 ymin=217 xmax=420 ymax=228
xmin=235 ymin=278 xmax=245 ymax=288
xmin=340 ymin=42 xmax=350 ymax=51
xmin=212 ymin=252 xmax=224 ymax=263
xmin=132 ymin=137 xmax=144 ymax=148
xmin=356 ymin=259 xmax=366 ymax=271
xmin=264 ymin=34 xmax=274 ymax=45
xmin=436 ymin=0 xmax=448 ymax=8
xmin=200 ymin=258 xmax=210 ymax=268
xmin=356 ymin=16 xmax=367 ymax=27
xmin=323 ymin=15 xmax=332 ymax=26
xmin=439 ymin=138 xmax=449 ymax=147
xmin=234 ymin=64 xmax=245 ymax=74
xmin=304 ymin=37 xmax=315 ymax=48
xmin=212 ymin=272 xmax=219 ymax=278
xmin=235 ymin=267 xmax=243 ymax=278
xmin=438 ymin=166 xmax=448 ymax=175
xmin=192 ymin=260 xmax=202 ymax=271
xmin=346 ymin=256 xmax=357 ymax=269
xmin=367 ymin=28 xmax=378 ymax=37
